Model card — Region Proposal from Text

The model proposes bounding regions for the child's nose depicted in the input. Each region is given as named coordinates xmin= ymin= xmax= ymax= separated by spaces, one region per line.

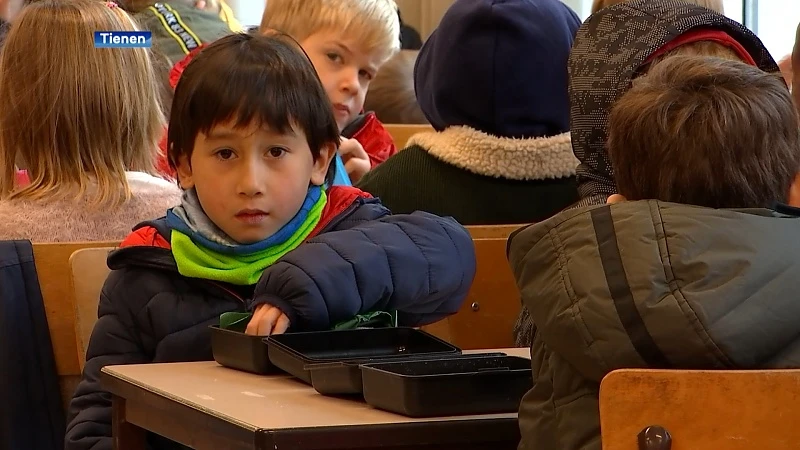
xmin=340 ymin=66 xmax=359 ymax=94
xmin=237 ymin=162 xmax=265 ymax=197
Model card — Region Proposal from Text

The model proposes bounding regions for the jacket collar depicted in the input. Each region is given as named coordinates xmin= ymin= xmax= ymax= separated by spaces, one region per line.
xmin=108 ymin=186 xmax=372 ymax=272
xmin=407 ymin=126 xmax=577 ymax=181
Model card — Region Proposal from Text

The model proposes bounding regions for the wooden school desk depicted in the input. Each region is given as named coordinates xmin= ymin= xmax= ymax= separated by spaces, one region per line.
xmin=102 ymin=348 xmax=530 ymax=450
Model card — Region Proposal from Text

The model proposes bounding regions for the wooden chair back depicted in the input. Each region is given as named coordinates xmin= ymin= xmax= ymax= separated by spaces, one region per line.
xmin=70 ymin=247 xmax=115 ymax=371
xmin=423 ymin=235 xmax=521 ymax=350
xmin=32 ymin=241 xmax=118 ymax=410
xmin=600 ymin=369 xmax=800 ymax=450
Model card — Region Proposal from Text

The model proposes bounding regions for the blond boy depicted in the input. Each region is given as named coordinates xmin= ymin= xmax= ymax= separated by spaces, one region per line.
xmin=260 ymin=0 xmax=401 ymax=182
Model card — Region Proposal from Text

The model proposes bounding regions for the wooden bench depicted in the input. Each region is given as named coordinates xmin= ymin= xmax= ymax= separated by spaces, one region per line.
xmin=384 ymin=124 xmax=434 ymax=148
xmin=33 ymin=241 xmax=118 ymax=410
xmin=600 ymin=369 xmax=800 ymax=449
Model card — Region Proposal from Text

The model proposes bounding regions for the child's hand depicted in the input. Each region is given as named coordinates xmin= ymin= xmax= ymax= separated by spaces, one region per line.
xmin=245 ymin=304 xmax=290 ymax=336
xmin=339 ymin=137 xmax=371 ymax=183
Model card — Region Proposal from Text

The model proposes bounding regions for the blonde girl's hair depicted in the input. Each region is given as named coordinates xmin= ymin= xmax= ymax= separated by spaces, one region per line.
xmin=591 ymin=0 xmax=724 ymax=14
xmin=0 ymin=0 xmax=165 ymax=206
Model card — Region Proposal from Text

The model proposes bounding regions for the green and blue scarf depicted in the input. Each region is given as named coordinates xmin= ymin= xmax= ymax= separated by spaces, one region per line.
xmin=166 ymin=185 xmax=327 ymax=285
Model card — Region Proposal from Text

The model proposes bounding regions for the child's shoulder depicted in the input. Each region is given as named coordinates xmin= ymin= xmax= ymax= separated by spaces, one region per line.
xmin=318 ymin=185 xmax=376 ymax=217
xmin=311 ymin=186 xmax=387 ymax=236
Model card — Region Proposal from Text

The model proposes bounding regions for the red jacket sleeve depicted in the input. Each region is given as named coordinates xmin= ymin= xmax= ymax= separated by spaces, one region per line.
xmin=352 ymin=112 xmax=397 ymax=168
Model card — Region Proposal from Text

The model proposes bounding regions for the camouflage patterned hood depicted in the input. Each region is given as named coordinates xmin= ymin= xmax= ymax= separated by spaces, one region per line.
xmin=568 ymin=0 xmax=779 ymax=207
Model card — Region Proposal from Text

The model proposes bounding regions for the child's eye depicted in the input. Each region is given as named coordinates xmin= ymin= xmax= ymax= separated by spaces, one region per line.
xmin=267 ymin=147 xmax=286 ymax=158
xmin=326 ymin=52 xmax=342 ymax=63
xmin=359 ymin=69 xmax=375 ymax=81
xmin=215 ymin=149 xmax=235 ymax=160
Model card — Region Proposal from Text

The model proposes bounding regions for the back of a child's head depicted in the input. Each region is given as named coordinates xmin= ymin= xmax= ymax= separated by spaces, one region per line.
xmin=608 ymin=55 xmax=800 ymax=209
xmin=0 ymin=0 xmax=164 ymax=205
xmin=591 ymin=0 xmax=724 ymax=14
xmin=363 ymin=50 xmax=427 ymax=124
xmin=167 ymin=32 xmax=340 ymax=183
xmin=259 ymin=0 xmax=400 ymax=66
xmin=414 ymin=0 xmax=580 ymax=138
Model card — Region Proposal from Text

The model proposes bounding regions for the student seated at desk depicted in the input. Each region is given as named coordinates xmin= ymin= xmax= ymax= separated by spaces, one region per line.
xmin=65 ymin=32 xmax=475 ymax=450
xmin=510 ymin=54 xmax=800 ymax=450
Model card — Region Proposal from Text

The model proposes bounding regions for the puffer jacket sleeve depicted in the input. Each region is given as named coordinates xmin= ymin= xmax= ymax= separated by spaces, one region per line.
xmin=64 ymin=269 xmax=153 ymax=450
xmin=250 ymin=200 xmax=475 ymax=330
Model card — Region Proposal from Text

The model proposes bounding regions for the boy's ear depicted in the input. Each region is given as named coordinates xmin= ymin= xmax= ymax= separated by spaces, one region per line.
xmin=607 ymin=194 xmax=627 ymax=204
xmin=787 ymin=173 xmax=800 ymax=208
xmin=311 ymin=143 xmax=337 ymax=186
xmin=175 ymin=154 xmax=195 ymax=189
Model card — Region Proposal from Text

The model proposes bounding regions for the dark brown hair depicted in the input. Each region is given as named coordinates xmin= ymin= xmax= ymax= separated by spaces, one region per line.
xmin=608 ymin=55 xmax=800 ymax=208
xmin=167 ymin=32 xmax=341 ymax=183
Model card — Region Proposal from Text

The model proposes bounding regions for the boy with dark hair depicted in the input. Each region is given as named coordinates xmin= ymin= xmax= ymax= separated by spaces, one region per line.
xmin=65 ymin=32 xmax=475 ymax=450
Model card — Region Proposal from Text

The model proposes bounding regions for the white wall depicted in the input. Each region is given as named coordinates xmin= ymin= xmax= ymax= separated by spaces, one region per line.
xmin=224 ymin=0 xmax=265 ymax=27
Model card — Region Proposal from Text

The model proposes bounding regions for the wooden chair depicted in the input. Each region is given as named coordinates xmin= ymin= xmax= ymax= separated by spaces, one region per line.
xmin=600 ymin=369 xmax=800 ymax=450
xmin=383 ymin=124 xmax=434 ymax=148
xmin=69 ymin=247 xmax=115 ymax=371
xmin=423 ymin=237 xmax=521 ymax=350
xmin=466 ymin=224 xmax=527 ymax=240
xmin=32 ymin=241 xmax=118 ymax=411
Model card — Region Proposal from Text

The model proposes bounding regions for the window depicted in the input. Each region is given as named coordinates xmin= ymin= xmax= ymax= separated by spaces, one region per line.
xmin=723 ymin=0 xmax=743 ymax=24
xmin=750 ymin=1 xmax=800 ymax=60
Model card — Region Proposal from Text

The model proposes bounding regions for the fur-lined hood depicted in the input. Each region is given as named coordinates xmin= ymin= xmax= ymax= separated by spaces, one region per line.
xmin=406 ymin=126 xmax=577 ymax=181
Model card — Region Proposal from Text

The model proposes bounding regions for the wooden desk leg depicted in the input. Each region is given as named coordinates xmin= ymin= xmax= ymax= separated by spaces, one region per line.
xmin=112 ymin=395 xmax=146 ymax=450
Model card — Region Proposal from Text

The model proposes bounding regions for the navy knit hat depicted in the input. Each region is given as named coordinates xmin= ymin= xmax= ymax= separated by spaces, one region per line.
xmin=414 ymin=0 xmax=580 ymax=139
